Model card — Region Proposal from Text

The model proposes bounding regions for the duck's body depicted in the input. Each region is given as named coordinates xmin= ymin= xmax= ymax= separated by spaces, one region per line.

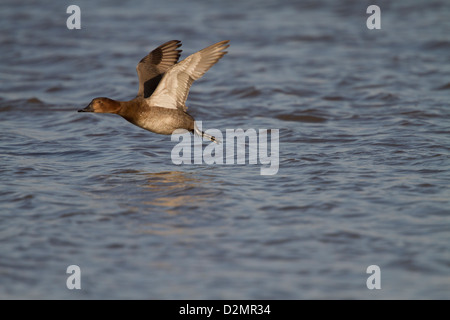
xmin=122 ymin=100 xmax=196 ymax=136
xmin=78 ymin=40 xmax=229 ymax=142
xmin=86 ymin=97 xmax=196 ymax=135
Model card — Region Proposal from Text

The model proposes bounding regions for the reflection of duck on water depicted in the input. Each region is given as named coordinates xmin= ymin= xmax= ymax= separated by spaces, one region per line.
xmin=110 ymin=170 xmax=213 ymax=216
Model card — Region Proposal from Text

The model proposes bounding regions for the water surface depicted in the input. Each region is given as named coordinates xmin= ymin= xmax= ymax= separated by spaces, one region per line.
xmin=1 ymin=0 xmax=449 ymax=299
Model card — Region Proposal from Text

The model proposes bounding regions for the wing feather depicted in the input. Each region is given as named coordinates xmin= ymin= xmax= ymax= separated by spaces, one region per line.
xmin=136 ymin=40 xmax=182 ymax=98
xmin=146 ymin=40 xmax=229 ymax=111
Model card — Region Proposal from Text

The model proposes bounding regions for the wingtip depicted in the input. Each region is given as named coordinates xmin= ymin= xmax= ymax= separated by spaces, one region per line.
xmin=161 ymin=40 xmax=183 ymax=52
xmin=172 ymin=40 xmax=182 ymax=48
xmin=218 ymin=40 xmax=230 ymax=52
xmin=172 ymin=40 xmax=183 ymax=54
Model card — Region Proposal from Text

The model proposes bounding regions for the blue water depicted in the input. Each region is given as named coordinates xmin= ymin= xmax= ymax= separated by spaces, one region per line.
xmin=1 ymin=0 xmax=449 ymax=299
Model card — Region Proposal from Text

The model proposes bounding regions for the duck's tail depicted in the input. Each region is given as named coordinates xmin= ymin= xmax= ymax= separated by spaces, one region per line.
xmin=193 ymin=123 xmax=221 ymax=144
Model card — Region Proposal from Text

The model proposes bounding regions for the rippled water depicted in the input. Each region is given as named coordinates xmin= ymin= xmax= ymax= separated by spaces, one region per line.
xmin=1 ymin=0 xmax=449 ymax=299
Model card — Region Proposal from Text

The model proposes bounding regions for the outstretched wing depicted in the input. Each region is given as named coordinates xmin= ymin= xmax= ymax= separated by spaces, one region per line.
xmin=136 ymin=40 xmax=182 ymax=98
xmin=146 ymin=40 xmax=229 ymax=111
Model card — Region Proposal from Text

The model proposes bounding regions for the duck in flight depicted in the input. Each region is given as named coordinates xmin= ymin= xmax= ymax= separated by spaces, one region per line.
xmin=78 ymin=40 xmax=229 ymax=143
